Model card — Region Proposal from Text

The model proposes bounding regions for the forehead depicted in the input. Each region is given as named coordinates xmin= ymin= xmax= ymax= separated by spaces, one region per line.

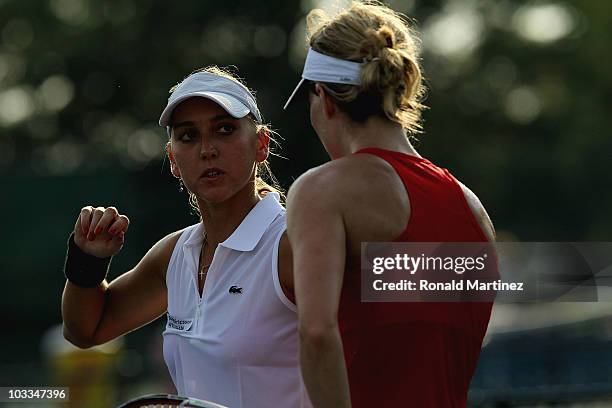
xmin=170 ymin=97 xmax=232 ymax=125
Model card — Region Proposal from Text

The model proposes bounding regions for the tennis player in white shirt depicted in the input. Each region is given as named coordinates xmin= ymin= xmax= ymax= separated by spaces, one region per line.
xmin=62 ymin=66 xmax=311 ymax=408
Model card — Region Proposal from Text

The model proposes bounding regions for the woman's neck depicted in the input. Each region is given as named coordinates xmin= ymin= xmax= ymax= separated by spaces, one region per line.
xmin=197 ymin=184 xmax=260 ymax=245
xmin=335 ymin=115 xmax=420 ymax=158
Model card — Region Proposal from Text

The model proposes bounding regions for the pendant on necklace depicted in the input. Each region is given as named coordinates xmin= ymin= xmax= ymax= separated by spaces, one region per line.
xmin=199 ymin=263 xmax=211 ymax=281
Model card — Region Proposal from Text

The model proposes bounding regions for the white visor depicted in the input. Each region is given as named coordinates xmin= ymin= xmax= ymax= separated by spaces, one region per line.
xmin=283 ymin=48 xmax=363 ymax=110
xmin=159 ymin=71 xmax=262 ymax=128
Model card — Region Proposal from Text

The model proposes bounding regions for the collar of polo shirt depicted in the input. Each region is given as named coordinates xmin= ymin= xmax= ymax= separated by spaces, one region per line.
xmin=182 ymin=193 xmax=284 ymax=252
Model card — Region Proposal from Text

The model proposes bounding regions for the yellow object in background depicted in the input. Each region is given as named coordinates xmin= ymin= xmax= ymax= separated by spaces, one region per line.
xmin=42 ymin=324 xmax=123 ymax=408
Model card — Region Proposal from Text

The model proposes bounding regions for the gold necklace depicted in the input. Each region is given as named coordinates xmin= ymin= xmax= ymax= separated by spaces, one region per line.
xmin=199 ymin=235 xmax=212 ymax=283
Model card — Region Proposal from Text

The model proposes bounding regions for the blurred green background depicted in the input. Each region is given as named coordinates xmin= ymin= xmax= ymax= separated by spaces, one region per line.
xmin=0 ymin=0 xmax=610 ymax=406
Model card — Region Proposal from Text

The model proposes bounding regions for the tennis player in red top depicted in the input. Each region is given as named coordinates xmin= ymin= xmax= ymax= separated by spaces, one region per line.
xmin=284 ymin=2 xmax=495 ymax=407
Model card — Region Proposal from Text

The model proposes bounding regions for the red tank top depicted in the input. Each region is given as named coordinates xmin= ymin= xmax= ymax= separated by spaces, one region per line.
xmin=339 ymin=147 xmax=493 ymax=408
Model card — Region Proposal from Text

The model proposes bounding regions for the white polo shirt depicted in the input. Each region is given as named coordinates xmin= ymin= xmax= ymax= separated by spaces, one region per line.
xmin=163 ymin=193 xmax=310 ymax=408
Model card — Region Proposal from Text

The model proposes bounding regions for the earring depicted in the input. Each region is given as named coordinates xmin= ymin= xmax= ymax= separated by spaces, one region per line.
xmin=178 ymin=179 xmax=184 ymax=192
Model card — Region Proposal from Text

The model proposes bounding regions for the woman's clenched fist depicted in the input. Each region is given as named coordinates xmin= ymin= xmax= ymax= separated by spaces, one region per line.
xmin=74 ymin=206 xmax=129 ymax=258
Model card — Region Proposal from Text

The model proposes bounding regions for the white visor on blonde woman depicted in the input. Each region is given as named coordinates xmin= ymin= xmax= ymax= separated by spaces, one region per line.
xmin=159 ymin=72 xmax=262 ymax=128
xmin=283 ymin=48 xmax=364 ymax=110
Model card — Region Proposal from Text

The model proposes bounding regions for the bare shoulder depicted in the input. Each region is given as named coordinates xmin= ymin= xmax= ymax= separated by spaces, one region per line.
xmin=289 ymin=160 xmax=349 ymax=192
xmin=150 ymin=229 xmax=184 ymax=260
xmin=287 ymin=158 xmax=368 ymax=227
xmin=286 ymin=161 xmax=350 ymax=239
xmin=288 ymin=154 xmax=408 ymax=243
xmin=287 ymin=162 xmax=346 ymax=211
xmin=139 ymin=228 xmax=186 ymax=282
xmin=457 ymin=181 xmax=496 ymax=242
xmin=288 ymin=154 xmax=395 ymax=204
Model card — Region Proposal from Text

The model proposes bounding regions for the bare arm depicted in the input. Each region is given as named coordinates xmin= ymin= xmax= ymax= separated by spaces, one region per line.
xmin=277 ymin=232 xmax=296 ymax=304
xmin=458 ymin=182 xmax=496 ymax=242
xmin=287 ymin=172 xmax=351 ymax=408
xmin=62 ymin=206 xmax=175 ymax=348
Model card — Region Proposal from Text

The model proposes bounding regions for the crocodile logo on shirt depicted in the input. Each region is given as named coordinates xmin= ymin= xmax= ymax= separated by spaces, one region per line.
xmin=229 ymin=285 xmax=243 ymax=294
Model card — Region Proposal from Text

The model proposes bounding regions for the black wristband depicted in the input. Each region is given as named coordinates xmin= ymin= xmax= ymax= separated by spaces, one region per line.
xmin=64 ymin=232 xmax=112 ymax=288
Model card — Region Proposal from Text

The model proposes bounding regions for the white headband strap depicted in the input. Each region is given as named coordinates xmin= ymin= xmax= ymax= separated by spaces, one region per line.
xmin=303 ymin=48 xmax=363 ymax=85
xmin=283 ymin=48 xmax=363 ymax=109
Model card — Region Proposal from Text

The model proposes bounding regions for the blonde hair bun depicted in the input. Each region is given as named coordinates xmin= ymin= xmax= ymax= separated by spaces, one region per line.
xmin=361 ymin=25 xmax=396 ymax=58
xmin=307 ymin=1 xmax=426 ymax=134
